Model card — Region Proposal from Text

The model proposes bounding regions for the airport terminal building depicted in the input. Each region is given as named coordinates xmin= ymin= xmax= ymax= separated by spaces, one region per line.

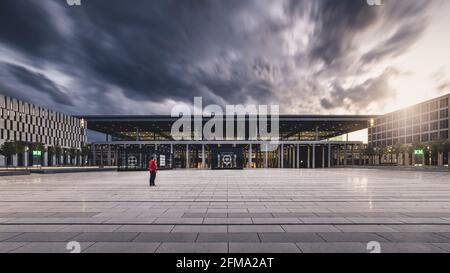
xmin=84 ymin=115 xmax=373 ymax=170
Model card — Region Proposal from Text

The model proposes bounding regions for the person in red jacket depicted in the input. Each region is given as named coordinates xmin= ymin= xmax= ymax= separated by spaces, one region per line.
xmin=148 ymin=156 xmax=157 ymax=186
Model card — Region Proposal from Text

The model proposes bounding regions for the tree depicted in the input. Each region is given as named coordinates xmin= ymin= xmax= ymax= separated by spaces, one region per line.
xmin=430 ymin=139 xmax=450 ymax=166
xmin=398 ymin=144 xmax=409 ymax=166
xmin=53 ymin=146 xmax=62 ymax=165
xmin=28 ymin=142 xmax=46 ymax=153
xmin=48 ymin=146 xmax=55 ymax=155
xmin=14 ymin=141 xmax=26 ymax=154
xmin=392 ymin=143 xmax=403 ymax=165
xmin=430 ymin=140 xmax=442 ymax=165
xmin=362 ymin=145 xmax=376 ymax=165
xmin=0 ymin=142 xmax=16 ymax=166
xmin=374 ymin=146 xmax=384 ymax=165
xmin=69 ymin=148 xmax=77 ymax=157
xmin=54 ymin=146 xmax=62 ymax=157
xmin=81 ymin=146 xmax=90 ymax=157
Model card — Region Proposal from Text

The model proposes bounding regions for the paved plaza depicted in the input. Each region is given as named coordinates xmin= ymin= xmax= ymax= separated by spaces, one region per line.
xmin=1 ymin=169 xmax=450 ymax=253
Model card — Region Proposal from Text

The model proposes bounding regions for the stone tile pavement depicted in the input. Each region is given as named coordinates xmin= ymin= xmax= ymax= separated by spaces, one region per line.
xmin=1 ymin=169 xmax=450 ymax=253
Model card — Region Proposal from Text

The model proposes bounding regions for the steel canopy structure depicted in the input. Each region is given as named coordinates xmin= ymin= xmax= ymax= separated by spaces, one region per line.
xmin=81 ymin=115 xmax=375 ymax=141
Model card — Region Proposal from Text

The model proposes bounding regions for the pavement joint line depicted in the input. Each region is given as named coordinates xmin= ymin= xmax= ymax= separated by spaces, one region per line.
xmin=3 ymin=200 xmax=450 ymax=203
xmin=3 ymin=223 xmax=450 ymax=226
xmin=315 ymin=233 xmax=327 ymax=242
xmin=374 ymin=232 xmax=394 ymax=243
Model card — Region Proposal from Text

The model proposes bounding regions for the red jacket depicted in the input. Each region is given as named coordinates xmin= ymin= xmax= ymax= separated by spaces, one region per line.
xmin=148 ymin=159 xmax=157 ymax=173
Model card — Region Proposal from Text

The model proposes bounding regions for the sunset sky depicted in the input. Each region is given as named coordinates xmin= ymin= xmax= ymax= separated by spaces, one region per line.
xmin=1 ymin=0 xmax=450 ymax=117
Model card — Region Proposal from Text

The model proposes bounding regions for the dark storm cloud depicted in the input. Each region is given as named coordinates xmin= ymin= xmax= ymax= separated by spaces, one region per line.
xmin=360 ymin=0 xmax=433 ymax=65
xmin=320 ymin=68 xmax=399 ymax=111
xmin=307 ymin=0 xmax=379 ymax=65
xmin=0 ymin=0 xmax=440 ymax=114
xmin=0 ymin=1 xmax=66 ymax=62
xmin=0 ymin=62 xmax=74 ymax=106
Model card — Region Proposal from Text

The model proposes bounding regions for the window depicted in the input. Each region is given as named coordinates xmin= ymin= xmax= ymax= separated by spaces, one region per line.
xmin=440 ymin=98 xmax=449 ymax=108
xmin=431 ymin=122 xmax=439 ymax=131
xmin=431 ymin=111 xmax=439 ymax=120
xmin=406 ymin=136 xmax=412 ymax=143
xmin=440 ymin=109 xmax=449 ymax=119
xmin=431 ymin=132 xmax=439 ymax=141
xmin=406 ymin=127 xmax=412 ymax=135
xmin=430 ymin=101 xmax=439 ymax=110
xmin=440 ymin=119 xmax=449 ymax=129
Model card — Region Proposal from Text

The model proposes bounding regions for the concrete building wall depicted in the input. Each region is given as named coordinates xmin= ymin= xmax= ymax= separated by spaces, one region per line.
xmin=0 ymin=95 xmax=87 ymax=167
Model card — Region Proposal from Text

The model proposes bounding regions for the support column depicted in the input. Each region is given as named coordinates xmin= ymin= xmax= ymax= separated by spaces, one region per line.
xmin=307 ymin=146 xmax=310 ymax=168
xmin=322 ymin=145 xmax=325 ymax=168
xmin=337 ymin=146 xmax=340 ymax=166
xmin=328 ymin=144 xmax=331 ymax=168
xmin=278 ymin=146 xmax=281 ymax=168
xmin=92 ymin=144 xmax=96 ymax=166
xmin=281 ymin=143 xmax=284 ymax=169
xmin=99 ymin=147 xmax=103 ymax=167
xmin=312 ymin=144 xmax=316 ymax=169
xmin=107 ymin=144 xmax=111 ymax=166
xmin=170 ymin=144 xmax=173 ymax=169
xmin=265 ymin=144 xmax=268 ymax=168
xmin=202 ymin=144 xmax=205 ymax=168
xmin=350 ymin=144 xmax=355 ymax=166
xmin=13 ymin=154 xmax=18 ymax=167
xmin=287 ymin=145 xmax=290 ymax=168
xmin=139 ymin=143 xmax=142 ymax=169
xmin=291 ymin=146 xmax=294 ymax=168
xmin=186 ymin=144 xmax=189 ymax=169
xmin=24 ymin=150 xmax=29 ymax=167
xmin=296 ymin=144 xmax=300 ymax=168
xmin=249 ymin=144 xmax=252 ymax=168
xmin=344 ymin=144 xmax=348 ymax=166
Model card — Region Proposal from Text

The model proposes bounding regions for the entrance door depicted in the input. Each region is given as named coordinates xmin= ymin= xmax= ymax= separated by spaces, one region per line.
xmin=211 ymin=148 xmax=244 ymax=169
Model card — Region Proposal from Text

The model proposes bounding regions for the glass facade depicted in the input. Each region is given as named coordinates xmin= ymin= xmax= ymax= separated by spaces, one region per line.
xmin=368 ymin=94 xmax=450 ymax=147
